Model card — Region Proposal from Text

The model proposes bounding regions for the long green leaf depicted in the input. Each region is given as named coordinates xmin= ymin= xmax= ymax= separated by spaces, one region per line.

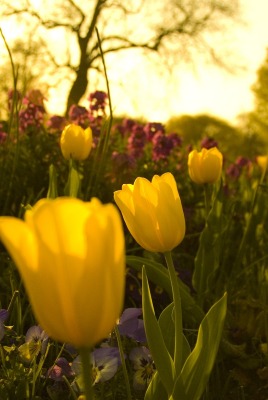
xmin=159 ymin=303 xmax=191 ymax=365
xmin=142 ymin=267 xmax=175 ymax=396
xmin=172 ymin=292 xmax=227 ymax=400
xmin=127 ymin=255 xmax=204 ymax=325
xmin=192 ymin=182 xmax=224 ymax=304
xmin=145 ymin=371 xmax=168 ymax=400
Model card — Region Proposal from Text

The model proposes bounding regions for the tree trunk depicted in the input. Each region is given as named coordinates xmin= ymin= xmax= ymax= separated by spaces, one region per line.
xmin=65 ymin=64 xmax=88 ymax=116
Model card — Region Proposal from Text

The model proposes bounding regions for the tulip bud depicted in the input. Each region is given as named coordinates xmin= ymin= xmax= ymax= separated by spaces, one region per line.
xmin=60 ymin=124 xmax=93 ymax=161
xmin=114 ymin=172 xmax=185 ymax=253
xmin=0 ymin=197 xmax=125 ymax=348
xmin=188 ymin=147 xmax=223 ymax=184
xmin=256 ymin=155 xmax=268 ymax=173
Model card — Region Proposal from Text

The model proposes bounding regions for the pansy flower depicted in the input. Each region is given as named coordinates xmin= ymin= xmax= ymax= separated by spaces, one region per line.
xmin=47 ymin=357 xmax=74 ymax=382
xmin=19 ymin=325 xmax=49 ymax=362
xmin=129 ymin=346 xmax=155 ymax=390
xmin=72 ymin=347 xmax=120 ymax=389
xmin=118 ymin=308 xmax=146 ymax=343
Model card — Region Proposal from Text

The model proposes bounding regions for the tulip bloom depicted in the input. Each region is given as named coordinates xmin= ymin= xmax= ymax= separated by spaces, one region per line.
xmin=114 ymin=172 xmax=185 ymax=253
xmin=188 ymin=147 xmax=223 ymax=184
xmin=60 ymin=124 xmax=93 ymax=160
xmin=256 ymin=155 xmax=268 ymax=172
xmin=0 ymin=197 xmax=125 ymax=348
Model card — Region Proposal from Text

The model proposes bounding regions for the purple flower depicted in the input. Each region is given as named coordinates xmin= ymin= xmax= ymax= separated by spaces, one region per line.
xmin=0 ymin=130 xmax=7 ymax=144
xmin=226 ymin=163 xmax=241 ymax=179
xmin=129 ymin=346 xmax=155 ymax=390
xmin=68 ymin=105 xmax=90 ymax=128
xmin=152 ymin=131 xmax=176 ymax=161
xmin=72 ymin=347 xmax=120 ymax=388
xmin=88 ymin=91 xmax=108 ymax=113
xmin=8 ymin=89 xmax=22 ymax=111
xmin=118 ymin=308 xmax=146 ymax=343
xmin=144 ymin=122 xmax=165 ymax=140
xmin=0 ymin=309 xmax=9 ymax=341
xmin=127 ymin=124 xmax=147 ymax=158
xmin=168 ymin=132 xmax=183 ymax=147
xmin=47 ymin=357 xmax=74 ymax=382
xmin=200 ymin=136 xmax=218 ymax=149
xmin=47 ymin=115 xmax=67 ymax=132
xmin=23 ymin=89 xmax=46 ymax=107
xmin=18 ymin=325 xmax=49 ymax=362
xmin=19 ymin=103 xmax=46 ymax=133
xmin=111 ymin=151 xmax=136 ymax=171
xmin=235 ymin=156 xmax=251 ymax=168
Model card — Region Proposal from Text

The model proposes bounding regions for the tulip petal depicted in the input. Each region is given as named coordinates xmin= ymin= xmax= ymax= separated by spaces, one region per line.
xmin=0 ymin=217 xmax=38 ymax=273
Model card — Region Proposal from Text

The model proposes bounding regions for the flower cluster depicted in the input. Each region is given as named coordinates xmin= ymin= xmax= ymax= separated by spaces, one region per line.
xmin=19 ymin=89 xmax=46 ymax=134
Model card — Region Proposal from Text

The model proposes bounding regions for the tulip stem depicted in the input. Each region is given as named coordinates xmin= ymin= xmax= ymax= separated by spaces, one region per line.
xmin=114 ymin=325 xmax=132 ymax=400
xmin=79 ymin=347 xmax=94 ymax=400
xmin=164 ymin=251 xmax=183 ymax=374
xmin=204 ymin=183 xmax=212 ymax=218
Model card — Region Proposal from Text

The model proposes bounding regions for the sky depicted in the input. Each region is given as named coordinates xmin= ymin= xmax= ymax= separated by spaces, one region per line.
xmin=0 ymin=0 xmax=268 ymax=125
xmin=100 ymin=0 xmax=268 ymax=125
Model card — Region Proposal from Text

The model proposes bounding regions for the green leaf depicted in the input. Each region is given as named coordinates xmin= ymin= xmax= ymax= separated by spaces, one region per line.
xmin=142 ymin=267 xmax=175 ymax=396
xmin=159 ymin=303 xmax=191 ymax=365
xmin=145 ymin=371 xmax=168 ymax=400
xmin=64 ymin=159 xmax=81 ymax=197
xmin=192 ymin=182 xmax=225 ymax=305
xmin=127 ymin=255 xmax=204 ymax=326
xmin=172 ymin=292 xmax=227 ymax=400
xmin=47 ymin=164 xmax=58 ymax=199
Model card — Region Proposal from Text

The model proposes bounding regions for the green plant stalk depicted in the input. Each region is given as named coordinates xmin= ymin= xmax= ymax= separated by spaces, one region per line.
xmin=233 ymin=170 xmax=265 ymax=271
xmin=164 ymin=251 xmax=183 ymax=374
xmin=79 ymin=347 xmax=94 ymax=400
xmin=65 ymin=159 xmax=81 ymax=197
xmin=62 ymin=375 xmax=78 ymax=400
xmin=0 ymin=28 xmax=20 ymax=216
xmin=85 ymin=28 xmax=113 ymax=199
xmin=114 ymin=324 xmax=132 ymax=400
xmin=204 ymin=183 xmax=212 ymax=218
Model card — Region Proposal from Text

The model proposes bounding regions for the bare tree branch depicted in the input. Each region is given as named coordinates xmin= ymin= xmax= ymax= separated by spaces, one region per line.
xmin=0 ymin=0 xmax=241 ymax=114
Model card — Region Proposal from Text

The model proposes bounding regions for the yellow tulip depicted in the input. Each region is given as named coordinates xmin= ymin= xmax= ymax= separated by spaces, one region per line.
xmin=188 ymin=147 xmax=223 ymax=184
xmin=114 ymin=172 xmax=185 ymax=253
xmin=60 ymin=124 xmax=93 ymax=160
xmin=0 ymin=197 xmax=125 ymax=348
xmin=256 ymin=155 xmax=268 ymax=172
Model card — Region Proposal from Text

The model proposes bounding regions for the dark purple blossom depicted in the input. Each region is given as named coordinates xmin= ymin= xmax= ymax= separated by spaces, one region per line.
xmin=23 ymin=89 xmax=46 ymax=108
xmin=47 ymin=115 xmax=67 ymax=132
xmin=118 ymin=308 xmax=146 ymax=343
xmin=0 ymin=129 xmax=7 ymax=144
xmin=144 ymin=122 xmax=165 ymax=140
xmin=111 ymin=151 xmax=136 ymax=172
xmin=235 ymin=156 xmax=252 ymax=169
xmin=88 ymin=91 xmax=108 ymax=113
xmin=152 ymin=131 xmax=176 ymax=161
xmin=127 ymin=124 xmax=147 ymax=158
xmin=8 ymin=89 xmax=22 ymax=111
xmin=168 ymin=132 xmax=183 ymax=147
xmin=68 ymin=105 xmax=90 ymax=128
xmin=0 ymin=309 xmax=9 ymax=341
xmin=19 ymin=103 xmax=46 ymax=133
xmin=47 ymin=357 xmax=74 ymax=381
xmin=200 ymin=136 xmax=218 ymax=149
xmin=226 ymin=163 xmax=241 ymax=179
xmin=113 ymin=118 xmax=137 ymax=137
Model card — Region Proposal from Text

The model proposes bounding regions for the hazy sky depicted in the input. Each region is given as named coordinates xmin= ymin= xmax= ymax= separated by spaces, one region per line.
xmin=101 ymin=0 xmax=268 ymax=125
xmin=1 ymin=0 xmax=267 ymax=125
